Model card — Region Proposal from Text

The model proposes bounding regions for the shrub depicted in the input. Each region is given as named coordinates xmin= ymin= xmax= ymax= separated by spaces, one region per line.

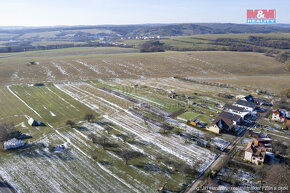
xmin=140 ymin=41 xmax=165 ymax=52
xmin=281 ymin=88 xmax=290 ymax=99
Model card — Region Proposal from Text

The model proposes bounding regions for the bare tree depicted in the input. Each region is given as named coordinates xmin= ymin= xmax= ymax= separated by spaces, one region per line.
xmin=0 ymin=123 xmax=20 ymax=142
xmin=66 ymin=120 xmax=76 ymax=128
xmin=117 ymin=134 xmax=130 ymax=142
xmin=120 ymin=149 xmax=144 ymax=165
xmin=104 ymin=126 xmax=113 ymax=134
xmin=265 ymin=164 xmax=290 ymax=188
xmin=84 ymin=114 xmax=95 ymax=123
xmin=88 ymin=133 xmax=98 ymax=144
xmin=160 ymin=123 xmax=173 ymax=135
xmin=157 ymin=183 xmax=167 ymax=193
xmin=272 ymin=141 xmax=288 ymax=156
xmin=96 ymin=137 xmax=108 ymax=150
xmin=203 ymin=133 xmax=212 ymax=141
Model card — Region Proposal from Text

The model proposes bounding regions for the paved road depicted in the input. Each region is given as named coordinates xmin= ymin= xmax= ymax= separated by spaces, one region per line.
xmin=185 ymin=130 xmax=247 ymax=193
xmin=0 ymin=177 xmax=14 ymax=193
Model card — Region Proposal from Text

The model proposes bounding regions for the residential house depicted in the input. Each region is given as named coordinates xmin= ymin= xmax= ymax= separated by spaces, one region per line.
xmin=244 ymin=142 xmax=266 ymax=165
xmin=234 ymin=99 xmax=256 ymax=112
xmin=223 ymin=103 xmax=249 ymax=118
xmin=219 ymin=111 xmax=242 ymax=126
xmin=254 ymin=138 xmax=272 ymax=152
xmin=206 ymin=116 xmax=233 ymax=134
xmin=243 ymin=95 xmax=272 ymax=106
xmin=272 ymin=109 xmax=286 ymax=123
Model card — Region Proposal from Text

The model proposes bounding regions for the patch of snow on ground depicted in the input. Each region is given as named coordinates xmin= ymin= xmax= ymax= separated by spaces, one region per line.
xmin=51 ymin=62 xmax=68 ymax=75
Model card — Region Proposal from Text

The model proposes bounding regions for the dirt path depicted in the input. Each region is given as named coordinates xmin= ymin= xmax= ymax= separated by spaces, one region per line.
xmin=185 ymin=130 xmax=247 ymax=192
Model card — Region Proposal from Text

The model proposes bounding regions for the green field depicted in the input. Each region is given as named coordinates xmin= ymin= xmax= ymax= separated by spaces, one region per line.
xmin=119 ymin=33 xmax=290 ymax=51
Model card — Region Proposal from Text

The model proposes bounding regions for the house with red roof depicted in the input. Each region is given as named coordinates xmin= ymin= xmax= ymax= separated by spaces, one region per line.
xmin=272 ymin=109 xmax=286 ymax=123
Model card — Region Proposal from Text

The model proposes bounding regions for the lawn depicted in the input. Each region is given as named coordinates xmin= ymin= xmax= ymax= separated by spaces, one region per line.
xmin=179 ymin=112 xmax=200 ymax=120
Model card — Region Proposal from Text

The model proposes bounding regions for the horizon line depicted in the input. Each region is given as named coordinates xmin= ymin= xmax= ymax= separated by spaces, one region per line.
xmin=0 ymin=22 xmax=289 ymax=28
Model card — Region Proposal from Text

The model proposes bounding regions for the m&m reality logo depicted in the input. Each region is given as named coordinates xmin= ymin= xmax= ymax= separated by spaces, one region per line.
xmin=247 ymin=9 xmax=276 ymax=23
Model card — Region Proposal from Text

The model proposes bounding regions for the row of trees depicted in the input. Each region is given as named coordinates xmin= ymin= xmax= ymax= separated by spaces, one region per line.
xmin=0 ymin=123 xmax=20 ymax=142
xmin=140 ymin=41 xmax=165 ymax=52
xmin=0 ymin=41 xmax=131 ymax=53
xmin=66 ymin=114 xmax=96 ymax=128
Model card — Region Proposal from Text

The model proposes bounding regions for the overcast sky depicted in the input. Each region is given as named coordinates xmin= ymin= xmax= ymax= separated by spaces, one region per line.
xmin=0 ymin=0 xmax=289 ymax=26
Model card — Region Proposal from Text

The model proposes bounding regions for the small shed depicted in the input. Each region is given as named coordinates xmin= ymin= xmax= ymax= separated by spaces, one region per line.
xmin=28 ymin=118 xmax=45 ymax=126
xmin=4 ymin=138 xmax=25 ymax=150
xmin=189 ymin=119 xmax=199 ymax=126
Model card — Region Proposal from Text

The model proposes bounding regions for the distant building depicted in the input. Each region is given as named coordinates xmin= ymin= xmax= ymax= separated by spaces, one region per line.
xmin=272 ymin=109 xmax=286 ymax=123
xmin=234 ymin=99 xmax=256 ymax=112
xmin=244 ymin=142 xmax=266 ymax=165
xmin=243 ymin=95 xmax=272 ymax=106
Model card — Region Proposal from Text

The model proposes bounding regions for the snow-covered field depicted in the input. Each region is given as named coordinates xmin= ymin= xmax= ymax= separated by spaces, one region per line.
xmin=0 ymin=82 xmax=219 ymax=193
xmin=56 ymin=82 xmax=217 ymax=169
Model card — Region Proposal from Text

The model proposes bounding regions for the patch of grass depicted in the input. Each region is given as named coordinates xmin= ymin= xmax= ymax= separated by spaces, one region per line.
xmin=179 ymin=112 xmax=199 ymax=120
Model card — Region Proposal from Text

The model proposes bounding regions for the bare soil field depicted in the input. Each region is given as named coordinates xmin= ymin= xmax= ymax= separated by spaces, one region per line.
xmin=0 ymin=48 xmax=288 ymax=94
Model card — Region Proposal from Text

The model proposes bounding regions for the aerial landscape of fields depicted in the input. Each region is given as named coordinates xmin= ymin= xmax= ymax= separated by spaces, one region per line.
xmin=0 ymin=1 xmax=290 ymax=193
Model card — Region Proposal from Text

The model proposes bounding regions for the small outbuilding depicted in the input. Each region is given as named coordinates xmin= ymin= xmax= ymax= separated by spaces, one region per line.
xmin=3 ymin=138 xmax=25 ymax=150
xmin=28 ymin=118 xmax=45 ymax=126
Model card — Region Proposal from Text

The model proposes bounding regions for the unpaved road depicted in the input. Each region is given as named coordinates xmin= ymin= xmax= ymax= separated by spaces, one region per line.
xmin=185 ymin=129 xmax=247 ymax=193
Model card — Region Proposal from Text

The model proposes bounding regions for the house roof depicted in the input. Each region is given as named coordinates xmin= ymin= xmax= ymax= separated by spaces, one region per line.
xmin=219 ymin=111 xmax=241 ymax=122
xmin=245 ymin=142 xmax=253 ymax=153
xmin=272 ymin=109 xmax=286 ymax=117
xmin=213 ymin=116 xmax=233 ymax=129
xmin=235 ymin=99 xmax=256 ymax=108
xmin=245 ymin=142 xmax=266 ymax=158
xmin=245 ymin=95 xmax=254 ymax=102
xmin=224 ymin=103 xmax=245 ymax=112
xmin=255 ymin=138 xmax=272 ymax=142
